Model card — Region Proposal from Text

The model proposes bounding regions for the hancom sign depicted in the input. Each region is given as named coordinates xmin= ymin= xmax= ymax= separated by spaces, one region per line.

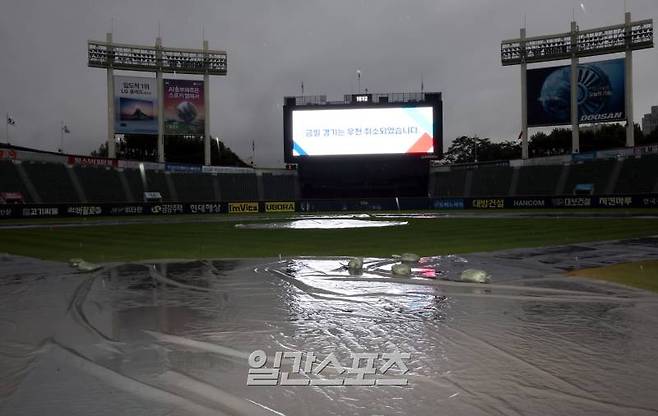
xmin=114 ymin=76 xmax=158 ymax=134
xmin=228 ymin=202 xmax=259 ymax=214
xmin=265 ymin=201 xmax=295 ymax=213
xmin=527 ymin=58 xmax=625 ymax=127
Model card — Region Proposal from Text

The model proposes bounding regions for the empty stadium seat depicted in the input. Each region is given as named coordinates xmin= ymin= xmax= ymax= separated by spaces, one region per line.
xmin=73 ymin=165 xmax=127 ymax=203
xmin=614 ymin=155 xmax=658 ymax=194
xmin=170 ymin=172 xmax=215 ymax=202
xmin=0 ymin=161 xmax=33 ymax=203
xmin=431 ymin=169 xmax=468 ymax=197
xmin=145 ymin=171 xmax=173 ymax=201
xmin=22 ymin=161 xmax=79 ymax=203
xmin=563 ymin=160 xmax=615 ymax=196
xmin=218 ymin=174 xmax=258 ymax=201
xmin=262 ymin=173 xmax=296 ymax=200
xmin=470 ymin=166 xmax=513 ymax=197
xmin=121 ymin=168 xmax=146 ymax=202
xmin=515 ymin=165 xmax=563 ymax=196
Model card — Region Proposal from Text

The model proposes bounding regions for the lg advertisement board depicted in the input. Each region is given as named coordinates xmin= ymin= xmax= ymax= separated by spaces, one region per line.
xmin=164 ymin=79 xmax=205 ymax=136
xmin=285 ymin=101 xmax=441 ymax=159
xmin=527 ymin=58 xmax=625 ymax=127
xmin=114 ymin=76 xmax=158 ymax=134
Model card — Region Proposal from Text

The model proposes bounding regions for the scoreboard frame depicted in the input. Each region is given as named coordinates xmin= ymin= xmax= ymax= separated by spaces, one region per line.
xmin=283 ymin=92 xmax=443 ymax=163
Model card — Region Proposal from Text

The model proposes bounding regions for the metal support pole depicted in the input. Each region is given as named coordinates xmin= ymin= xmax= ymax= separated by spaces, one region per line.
xmin=107 ymin=32 xmax=116 ymax=159
xmin=570 ymin=21 xmax=580 ymax=154
xmin=203 ymin=40 xmax=211 ymax=166
xmin=156 ymin=37 xmax=165 ymax=163
xmin=625 ymin=11 xmax=635 ymax=147
xmin=520 ymin=27 xmax=529 ymax=160
xmin=59 ymin=121 xmax=64 ymax=153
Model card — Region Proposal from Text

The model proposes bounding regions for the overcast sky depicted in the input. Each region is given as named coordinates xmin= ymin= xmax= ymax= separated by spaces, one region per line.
xmin=1 ymin=0 xmax=656 ymax=167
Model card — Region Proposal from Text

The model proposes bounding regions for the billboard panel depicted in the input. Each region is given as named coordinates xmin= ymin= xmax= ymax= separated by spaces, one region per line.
xmin=114 ymin=76 xmax=158 ymax=134
xmin=164 ymin=79 xmax=205 ymax=136
xmin=291 ymin=107 xmax=434 ymax=156
xmin=527 ymin=58 xmax=625 ymax=127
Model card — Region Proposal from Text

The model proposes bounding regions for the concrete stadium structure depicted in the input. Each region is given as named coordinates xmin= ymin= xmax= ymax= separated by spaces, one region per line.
xmin=429 ymin=146 xmax=658 ymax=198
xmin=0 ymin=147 xmax=297 ymax=204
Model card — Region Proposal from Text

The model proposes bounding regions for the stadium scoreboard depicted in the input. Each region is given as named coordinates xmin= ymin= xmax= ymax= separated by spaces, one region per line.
xmin=283 ymin=92 xmax=442 ymax=161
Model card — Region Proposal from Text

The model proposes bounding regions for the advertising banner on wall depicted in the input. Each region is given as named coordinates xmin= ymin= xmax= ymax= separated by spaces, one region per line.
xmin=163 ymin=79 xmax=205 ymax=136
xmin=527 ymin=58 xmax=625 ymax=127
xmin=114 ymin=76 xmax=158 ymax=134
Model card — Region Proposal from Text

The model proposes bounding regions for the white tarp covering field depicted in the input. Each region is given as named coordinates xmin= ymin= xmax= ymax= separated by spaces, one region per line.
xmin=1 ymin=238 xmax=658 ymax=415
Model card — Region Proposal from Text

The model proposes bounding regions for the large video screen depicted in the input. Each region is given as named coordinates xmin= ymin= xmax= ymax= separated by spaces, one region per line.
xmin=291 ymin=107 xmax=434 ymax=156
xmin=527 ymin=58 xmax=625 ymax=127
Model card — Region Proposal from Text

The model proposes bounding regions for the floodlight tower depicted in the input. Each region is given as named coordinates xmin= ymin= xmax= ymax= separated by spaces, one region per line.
xmin=501 ymin=12 xmax=653 ymax=159
xmin=88 ymin=34 xmax=227 ymax=164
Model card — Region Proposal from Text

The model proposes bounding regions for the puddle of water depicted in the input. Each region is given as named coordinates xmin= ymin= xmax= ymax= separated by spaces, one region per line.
xmin=235 ymin=219 xmax=408 ymax=229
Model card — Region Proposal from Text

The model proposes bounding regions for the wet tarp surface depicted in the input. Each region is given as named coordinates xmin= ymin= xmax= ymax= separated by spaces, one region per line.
xmin=1 ymin=239 xmax=658 ymax=415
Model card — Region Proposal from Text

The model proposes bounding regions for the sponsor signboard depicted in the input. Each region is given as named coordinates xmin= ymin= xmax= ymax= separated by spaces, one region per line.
xmin=164 ymin=79 xmax=205 ymax=136
xmin=432 ymin=198 xmax=464 ymax=209
xmin=66 ymin=206 xmax=103 ymax=216
xmin=265 ymin=201 xmax=295 ymax=213
xmin=228 ymin=202 xmax=259 ymax=214
xmin=189 ymin=203 xmax=223 ymax=214
xmin=114 ymin=76 xmax=158 ymax=134
xmin=572 ymin=152 xmax=596 ymax=162
xmin=2 ymin=195 xmax=658 ymax=219
xmin=202 ymin=165 xmax=254 ymax=174
xmin=67 ymin=155 xmax=118 ymax=167
xmin=527 ymin=59 xmax=625 ymax=127
xmin=471 ymin=199 xmax=505 ymax=209
xmin=165 ymin=163 xmax=203 ymax=173
xmin=0 ymin=149 xmax=17 ymax=160
xmin=598 ymin=196 xmax=633 ymax=208
xmin=109 ymin=205 xmax=145 ymax=215
xmin=512 ymin=198 xmax=547 ymax=208
xmin=0 ymin=192 xmax=24 ymax=204
xmin=21 ymin=207 xmax=59 ymax=217
xmin=551 ymin=197 xmax=592 ymax=208
xmin=150 ymin=204 xmax=185 ymax=215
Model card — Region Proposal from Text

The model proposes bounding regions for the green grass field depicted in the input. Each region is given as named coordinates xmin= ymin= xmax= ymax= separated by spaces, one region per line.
xmin=1 ymin=215 xmax=658 ymax=263
xmin=569 ymin=261 xmax=658 ymax=293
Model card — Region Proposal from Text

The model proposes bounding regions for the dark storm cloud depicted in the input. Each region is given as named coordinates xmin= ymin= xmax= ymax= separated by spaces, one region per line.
xmin=0 ymin=0 xmax=656 ymax=166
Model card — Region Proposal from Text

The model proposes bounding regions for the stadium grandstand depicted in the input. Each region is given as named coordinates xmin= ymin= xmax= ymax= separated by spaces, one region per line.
xmin=0 ymin=144 xmax=297 ymax=206
xmin=429 ymin=146 xmax=658 ymax=199
xmin=3 ymin=140 xmax=658 ymax=215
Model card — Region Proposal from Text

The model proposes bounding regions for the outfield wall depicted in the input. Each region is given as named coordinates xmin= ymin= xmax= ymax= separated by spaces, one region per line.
xmin=1 ymin=195 xmax=656 ymax=219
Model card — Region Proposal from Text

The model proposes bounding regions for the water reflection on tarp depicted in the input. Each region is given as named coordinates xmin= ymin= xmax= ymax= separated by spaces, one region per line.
xmin=235 ymin=218 xmax=408 ymax=229
xmin=1 ymin=252 xmax=658 ymax=416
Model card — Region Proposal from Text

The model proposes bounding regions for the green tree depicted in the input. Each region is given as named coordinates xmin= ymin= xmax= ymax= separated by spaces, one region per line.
xmin=90 ymin=135 xmax=248 ymax=167
xmin=442 ymin=136 xmax=521 ymax=164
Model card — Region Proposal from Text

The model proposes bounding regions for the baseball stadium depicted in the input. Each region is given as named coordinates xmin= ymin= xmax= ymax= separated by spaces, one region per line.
xmin=1 ymin=3 xmax=658 ymax=416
